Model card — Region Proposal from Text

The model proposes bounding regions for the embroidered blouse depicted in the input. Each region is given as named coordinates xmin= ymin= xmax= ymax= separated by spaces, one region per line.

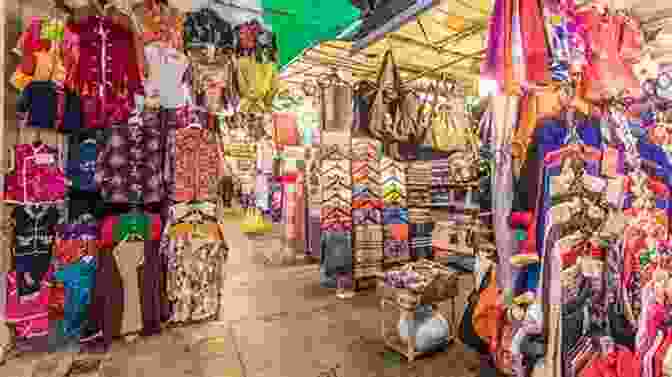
xmin=5 ymin=143 xmax=67 ymax=203
xmin=237 ymin=56 xmax=279 ymax=113
xmin=144 ymin=45 xmax=190 ymax=109
xmin=95 ymin=112 xmax=165 ymax=203
xmin=64 ymin=16 xmax=143 ymax=128
xmin=189 ymin=51 xmax=238 ymax=114
xmin=135 ymin=0 xmax=184 ymax=49
xmin=99 ymin=212 xmax=162 ymax=248
xmin=14 ymin=204 xmax=60 ymax=257
xmin=183 ymin=7 xmax=234 ymax=50
xmin=168 ymin=128 xmax=223 ymax=202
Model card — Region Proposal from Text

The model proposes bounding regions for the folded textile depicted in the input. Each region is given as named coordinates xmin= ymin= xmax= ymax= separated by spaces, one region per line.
xmin=384 ymin=239 xmax=411 ymax=261
xmin=383 ymin=207 xmax=409 ymax=224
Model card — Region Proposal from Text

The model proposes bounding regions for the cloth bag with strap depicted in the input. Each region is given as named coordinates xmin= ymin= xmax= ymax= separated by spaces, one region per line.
xmin=367 ymin=51 xmax=424 ymax=158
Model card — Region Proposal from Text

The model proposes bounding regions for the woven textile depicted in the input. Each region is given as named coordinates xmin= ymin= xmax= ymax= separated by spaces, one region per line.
xmin=353 ymin=225 xmax=383 ymax=264
xmin=407 ymin=161 xmax=432 ymax=207
xmin=351 ymin=137 xmax=380 ymax=161
xmin=384 ymin=224 xmax=411 ymax=263
xmin=382 ymin=158 xmax=407 ymax=206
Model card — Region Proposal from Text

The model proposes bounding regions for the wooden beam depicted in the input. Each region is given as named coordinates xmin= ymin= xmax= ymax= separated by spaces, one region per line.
xmin=351 ymin=0 xmax=441 ymax=53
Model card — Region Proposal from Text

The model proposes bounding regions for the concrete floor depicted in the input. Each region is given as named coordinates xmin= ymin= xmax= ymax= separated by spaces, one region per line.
xmin=0 ymin=219 xmax=479 ymax=377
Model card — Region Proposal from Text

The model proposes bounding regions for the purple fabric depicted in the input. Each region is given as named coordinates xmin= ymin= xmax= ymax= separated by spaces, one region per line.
xmin=484 ymin=0 xmax=504 ymax=79
xmin=308 ymin=215 xmax=321 ymax=258
xmin=56 ymin=224 xmax=98 ymax=240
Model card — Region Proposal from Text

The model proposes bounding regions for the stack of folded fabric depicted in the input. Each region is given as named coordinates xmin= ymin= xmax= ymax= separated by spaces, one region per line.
xmin=409 ymin=208 xmax=434 ymax=259
xmin=381 ymin=157 xmax=409 ymax=265
xmin=351 ymin=138 xmax=383 ymax=280
xmin=225 ymin=143 xmax=257 ymax=160
xmin=407 ymin=161 xmax=432 ymax=207
xmin=431 ymin=158 xmax=451 ymax=206
xmin=320 ymin=142 xmax=354 ymax=288
xmin=306 ymin=149 xmax=322 ymax=258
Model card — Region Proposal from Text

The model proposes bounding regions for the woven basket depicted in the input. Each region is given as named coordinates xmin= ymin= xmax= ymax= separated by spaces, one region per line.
xmin=378 ymin=260 xmax=459 ymax=309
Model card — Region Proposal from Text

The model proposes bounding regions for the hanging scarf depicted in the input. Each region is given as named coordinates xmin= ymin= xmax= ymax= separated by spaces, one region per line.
xmin=520 ymin=0 xmax=550 ymax=83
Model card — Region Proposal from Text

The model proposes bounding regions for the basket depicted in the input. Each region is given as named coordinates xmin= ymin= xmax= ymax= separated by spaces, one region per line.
xmin=378 ymin=260 xmax=459 ymax=309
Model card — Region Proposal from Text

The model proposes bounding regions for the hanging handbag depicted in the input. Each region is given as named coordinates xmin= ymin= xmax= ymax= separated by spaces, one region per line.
xmin=431 ymin=80 xmax=470 ymax=153
xmin=368 ymin=51 xmax=423 ymax=156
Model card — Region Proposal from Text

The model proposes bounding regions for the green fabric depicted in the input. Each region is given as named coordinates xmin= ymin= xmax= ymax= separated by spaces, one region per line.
xmin=115 ymin=213 xmax=150 ymax=241
xmin=261 ymin=0 xmax=361 ymax=67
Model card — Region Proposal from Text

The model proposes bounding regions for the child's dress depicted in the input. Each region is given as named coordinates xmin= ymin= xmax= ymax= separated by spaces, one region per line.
xmin=5 ymin=143 xmax=67 ymax=203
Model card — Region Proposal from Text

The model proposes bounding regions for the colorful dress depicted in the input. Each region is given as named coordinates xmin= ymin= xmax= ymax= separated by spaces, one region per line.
xmin=5 ymin=143 xmax=67 ymax=203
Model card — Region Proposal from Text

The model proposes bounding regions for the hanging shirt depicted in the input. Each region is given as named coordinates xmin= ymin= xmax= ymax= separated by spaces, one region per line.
xmin=95 ymin=112 xmax=165 ymax=204
xmin=5 ymin=143 xmax=67 ymax=203
xmin=53 ymin=260 xmax=96 ymax=339
xmin=144 ymin=44 xmax=190 ymax=109
xmin=183 ymin=7 xmax=234 ymax=50
xmin=189 ymin=51 xmax=238 ymax=114
xmin=66 ymin=132 xmax=99 ymax=192
xmin=99 ymin=212 xmax=162 ymax=248
xmin=64 ymin=16 xmax=143 ymax=128
xmin=169 ymin=127 xmax=223 ymax=203
xmin=13 ymin=204 xmax=60 ymax=296
xmin=237 ymin=56 xmax=279 ymax=114
xmin=135 ymin=1 xmax=184 ymax=50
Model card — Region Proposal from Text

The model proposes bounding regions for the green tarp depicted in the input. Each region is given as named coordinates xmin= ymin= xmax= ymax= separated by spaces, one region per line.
xmin=261 ymin=0 xmax=361 ymax=67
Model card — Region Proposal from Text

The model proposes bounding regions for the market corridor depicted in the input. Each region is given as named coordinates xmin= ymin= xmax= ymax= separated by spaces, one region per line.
xmin=0 ymin=218 xmax=477 ymax=377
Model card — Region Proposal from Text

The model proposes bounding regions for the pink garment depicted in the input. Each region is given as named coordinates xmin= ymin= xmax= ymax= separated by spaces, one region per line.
xmin=5 ymin=143 xmax=66 ymax=203
xmin=5 ymin=271 xmax=50 ymax=339
xmin=577 ymin=9 xmax=641 ymax=100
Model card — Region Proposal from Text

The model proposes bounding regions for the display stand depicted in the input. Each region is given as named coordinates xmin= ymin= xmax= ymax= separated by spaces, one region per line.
xmin=376 ymin=263 xmax=459 ymax=362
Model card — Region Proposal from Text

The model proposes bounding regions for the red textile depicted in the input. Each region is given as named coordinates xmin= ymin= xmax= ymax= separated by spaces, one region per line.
xmin=654 ymin=330 xmax=672 ymax=377
xmin=519 ymin=0 xmax=550 ymax=83
xmin=579 ymin=345 xmax=640 ymax=377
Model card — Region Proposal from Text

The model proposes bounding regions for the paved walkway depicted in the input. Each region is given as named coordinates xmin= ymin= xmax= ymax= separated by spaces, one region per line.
xmin=0 ymin=219 xmax=479 ymax=377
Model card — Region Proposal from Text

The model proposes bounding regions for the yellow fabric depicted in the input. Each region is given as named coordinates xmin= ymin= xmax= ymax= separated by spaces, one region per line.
xmin=10 ymin=70 xmax=33 ymax=91
xmin=169 ymin=223 xmax=221 ymax=239
xmin=510 ymin=253 xmax=540 ymax=267
xmin=237 ymin=57 xmax=279 ymax=113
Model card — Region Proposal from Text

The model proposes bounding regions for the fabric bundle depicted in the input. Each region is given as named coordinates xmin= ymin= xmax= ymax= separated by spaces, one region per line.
xmin=353 ymin=225 xmax=384 ymax=267
xmin=406 ymin=161 xmax=432 ymax=207
xmin=382 ymin=158 xmax=407 ymax=207
xmin=384 ymin=224 xmax=411 ymax=264
xmin=320 ymin=142 xmax=354 ymax=287
xmin=411 ymin=223 xmax=434 ymax=259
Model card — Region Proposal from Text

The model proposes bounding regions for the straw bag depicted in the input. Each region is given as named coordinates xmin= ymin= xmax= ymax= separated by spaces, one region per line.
xmin=431 ymin=81 xmax=472 ymax=153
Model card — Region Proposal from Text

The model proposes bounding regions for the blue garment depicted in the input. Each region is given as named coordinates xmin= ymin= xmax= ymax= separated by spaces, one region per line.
xmin=66 ymin=134 xmax=98 ymax=192
xmin=17 ymin=81 xmax=82 ymax=131
xmin=320 ymin=231 xmax=353 ymax=288
xmin=53 ymin=260 xmax=97 ymax=339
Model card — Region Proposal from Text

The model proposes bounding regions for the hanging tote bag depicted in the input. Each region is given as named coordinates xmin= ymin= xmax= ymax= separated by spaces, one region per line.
xmin=431 ymin=88 xmax=471 ymax=152
xmin=367 ymin=51 xmax=423 ymax=156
